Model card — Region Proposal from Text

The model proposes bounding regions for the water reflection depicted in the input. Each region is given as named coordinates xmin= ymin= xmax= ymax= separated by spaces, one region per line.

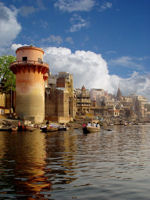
xmin=0 ymin=134 xmax=5 ymax=159
xmin=1 ymin=125 xmax=150 ymax=199
xmin=0 ymin=131 xmax=50 ymax=199
xmin=45 ymin=131 xmax=78 ymax=186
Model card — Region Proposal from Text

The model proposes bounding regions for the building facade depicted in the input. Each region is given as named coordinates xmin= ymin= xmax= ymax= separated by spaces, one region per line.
xmin=76 ymin=86 xmax=91 ymax=115
xmin=45 ymin=72 xmax=76 ymax=123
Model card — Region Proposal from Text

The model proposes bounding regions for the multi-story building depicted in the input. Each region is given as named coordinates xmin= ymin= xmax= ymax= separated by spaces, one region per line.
xmin=45 ymin=72 xmax=76 ymax=123
xmin=130 ymin=94 xmax=149 ymax=118
xmin=76 ymin=86 xmax=91 ymax=115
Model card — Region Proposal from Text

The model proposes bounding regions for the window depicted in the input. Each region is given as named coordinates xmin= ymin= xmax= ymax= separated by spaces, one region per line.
xmin=38 ymin=58 xmax=43 ymax=63
xmin=22 ymin=57 xmax=27 ymax=61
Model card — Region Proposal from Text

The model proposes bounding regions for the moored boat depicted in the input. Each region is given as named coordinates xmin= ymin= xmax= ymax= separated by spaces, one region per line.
xmin=11 ymin=127 xmax=18 ymax=132
xmin=40 ymin=122 xmax=69 ymax=132
xmin=83 ymin=125 xmax=100 ymax=133
xmin=0 ymin=127 xmax=12 ymax=131
xmin=40 ymin=126 xmax=58 ymax=132
xmin=86 ymin=126 xmax=100 ymax=133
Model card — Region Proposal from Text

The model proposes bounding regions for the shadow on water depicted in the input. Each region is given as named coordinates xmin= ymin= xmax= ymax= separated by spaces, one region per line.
xmin=0 ymin=125 xmax=150 ymax=199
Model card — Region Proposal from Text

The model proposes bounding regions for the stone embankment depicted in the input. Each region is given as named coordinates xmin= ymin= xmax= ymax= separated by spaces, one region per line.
xmin=0 ymin=119 xmax=19 ymax=129
xmin=67 ymin=117 xmax=150 ymax=130
xmin=0 ymin=116 xmax=150 ymax=131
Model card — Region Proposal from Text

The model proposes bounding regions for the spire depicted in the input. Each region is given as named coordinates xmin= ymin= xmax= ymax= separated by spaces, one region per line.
xmin=116 ymin=88 xmax=122 ymax=100
xmin=81 ymin=85 xmax=86 ymax=91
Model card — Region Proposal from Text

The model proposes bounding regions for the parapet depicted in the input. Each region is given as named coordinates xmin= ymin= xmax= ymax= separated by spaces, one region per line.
xmin=10 ymin=46 xmax=49 ymax=76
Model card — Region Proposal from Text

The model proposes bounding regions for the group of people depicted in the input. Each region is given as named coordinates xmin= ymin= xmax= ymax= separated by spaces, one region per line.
xmin=18 ymin=121 xmax=26 ymax=131
xmin=87 ymin=122 xmax=100 ymax=127
xmin=82 ymin=122 xmax=100 ymax=128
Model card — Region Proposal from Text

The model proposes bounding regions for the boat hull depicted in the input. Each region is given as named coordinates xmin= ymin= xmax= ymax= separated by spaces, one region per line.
xmin=87 ymin=126 xmax=100 ymax=133
xmin=83 ymin=126 xmax=100 ymax=133
xmin=40 ymin=127 xmax=58 ymax=132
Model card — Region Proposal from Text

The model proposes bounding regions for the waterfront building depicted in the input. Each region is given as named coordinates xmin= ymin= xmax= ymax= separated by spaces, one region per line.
xmin=10 ymin=46 xmax=49 ymax=123
xmin=0 ymin=92 xmax=6 ymax=116
xmin=131 ymin=94 xmax=149 ymax=119
xmin=90 ymin=88 xmax=106 ymax=101
xmin=45 ymin=72 xmax=76 ymax=123
xmin=0 ymin=90 xmax=16 ymax=116
xmin=76 ymin=86 xmax=91 ymax=115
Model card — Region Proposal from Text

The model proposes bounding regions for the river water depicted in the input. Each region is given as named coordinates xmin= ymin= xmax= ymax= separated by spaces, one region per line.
xmin=0 ymin=124 xmax=150 ymax=200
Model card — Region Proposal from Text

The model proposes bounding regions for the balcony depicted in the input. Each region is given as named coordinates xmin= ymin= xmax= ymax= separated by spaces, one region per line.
xmin=10 ymin=60 xmax=49 ymax=68
xmin=10 ymin=60 xmax=49 ymax=74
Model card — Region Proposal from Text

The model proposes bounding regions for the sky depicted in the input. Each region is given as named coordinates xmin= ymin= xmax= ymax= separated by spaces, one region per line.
xmin=0 ymin=0 xmax=150 ymax=99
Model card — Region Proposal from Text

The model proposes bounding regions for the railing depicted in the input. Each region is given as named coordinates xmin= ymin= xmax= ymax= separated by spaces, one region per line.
xmin=10 ymin=60 xmax=49 ymax=68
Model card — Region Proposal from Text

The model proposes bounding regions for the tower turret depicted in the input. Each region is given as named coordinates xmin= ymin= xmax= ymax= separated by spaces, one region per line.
xmin=10 ymin=46 xmax=49 ymax=123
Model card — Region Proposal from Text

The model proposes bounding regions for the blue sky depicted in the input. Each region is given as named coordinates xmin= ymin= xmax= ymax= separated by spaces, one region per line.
xmin=0 ymin=0 xmax=150 ymax=98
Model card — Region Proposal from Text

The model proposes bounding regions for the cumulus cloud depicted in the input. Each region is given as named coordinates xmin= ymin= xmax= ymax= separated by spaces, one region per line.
xmin=0 ymin=2 xmax=21 ymax=54
xmin=43 ymin=47 xmax=150 ymax=100
xmin=18 ymin=0 xmax=45 ymax=17
xmin=11 ymin=44 xmax=150 ymax=100
xmin=69 ymin=14 xmax=89 ymax=32
xmin=118 ymin=72 xmax=150 ymax=97
xmin=43 ymin=46 xmax=115 ymax=92
xmin=40 ymin=35 xmax=63 ymax=45
xmin=54 ymin=0 xmax=95 ymax=12
xmin=65 ymin=36 xmax=74 ymax=44
xmin=36 ymin=0 xmax=46 ymax=10
xmin=11 ymin=43 xmax=26 ymax=51
xmin=109 ymin=56 xmax=143 ymax=70
xmin=99 ymin=1 xmax=112 ymax=12
xmin=19 ymin=6 xmax=36 ymax=17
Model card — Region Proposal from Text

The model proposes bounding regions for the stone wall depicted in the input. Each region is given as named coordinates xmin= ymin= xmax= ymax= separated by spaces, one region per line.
xmin=45 ymin=88 xmax=70 ymax=123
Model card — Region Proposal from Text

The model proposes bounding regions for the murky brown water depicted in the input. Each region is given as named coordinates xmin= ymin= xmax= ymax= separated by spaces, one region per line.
xmin=0 ymin=125 xmax=150 ymax=199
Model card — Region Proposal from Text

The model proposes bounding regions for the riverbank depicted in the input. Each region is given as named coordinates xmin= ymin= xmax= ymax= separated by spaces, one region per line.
xmin=0 ymin=115 xmax=150 ymax=131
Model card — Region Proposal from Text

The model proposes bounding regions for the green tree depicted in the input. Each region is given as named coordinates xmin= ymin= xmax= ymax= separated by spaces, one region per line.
xmin=0 ymin=55 xmax=16 ymax=93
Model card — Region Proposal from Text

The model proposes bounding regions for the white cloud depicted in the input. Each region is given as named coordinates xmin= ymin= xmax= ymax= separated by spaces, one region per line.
xmin=43 ymin=47 xmax=150 ymax=100
xmin=65 ymin=37 xmax=74 ymax=44
xmin=36 ymin=0 xmax=46 ymax=10
xmin=106 ymin=50 xmax=116 ymax=54
xmin=54 ymin=0 xmax=95 ymax=12
xmin=0 ymin=2 xmax=21 ymax=54
xmin=44 ymin=46 xmax=115 ymax=92
xmin=99 ymin=1 xmax=112 ymax=12
xmin=109 ymin=56 xmax=143 ymax=70
xmin=69 ymin=14 xmax=89 ymax=32
xmin=11 ymin=43 xmax=27 ymax=51
xmin=116 ymin=72 xmax=150 ymax=98
xmin=18 ymin=0 xmax=45 ymax=17
xmin=11 ymin=44 xmax=150 ymax=100
xmin=19 ymin=6 xmax=36 ymax=16
xmin=40 ymin=35 xmax=63 ymax=45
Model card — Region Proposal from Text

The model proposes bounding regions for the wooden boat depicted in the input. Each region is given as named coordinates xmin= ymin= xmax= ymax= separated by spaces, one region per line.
xmin=86 ymin=126 xmax=100 ymax=133
xmin=25 ymin=126 xmax=36 ymax=132
xmin=58 ymin=126 xmax=69 ymax=131
xmin=0 ymin=127 xmax=12 ymax=131
xmin=11 ymin=127 xmax=18 ymax=132
xmin=40 ymin=126 xmax=58 ymax=133
xmin=0 ymin=124 xmax=36 ymax=132
xmin=83 ymin=126 xmax=100 ymax=133
xmin=17 ymin=125 xmax=36 ymax=132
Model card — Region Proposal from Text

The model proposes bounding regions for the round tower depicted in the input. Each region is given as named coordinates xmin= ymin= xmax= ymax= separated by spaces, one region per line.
xmin=10 ymin=46 xmax=49 ymax=123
